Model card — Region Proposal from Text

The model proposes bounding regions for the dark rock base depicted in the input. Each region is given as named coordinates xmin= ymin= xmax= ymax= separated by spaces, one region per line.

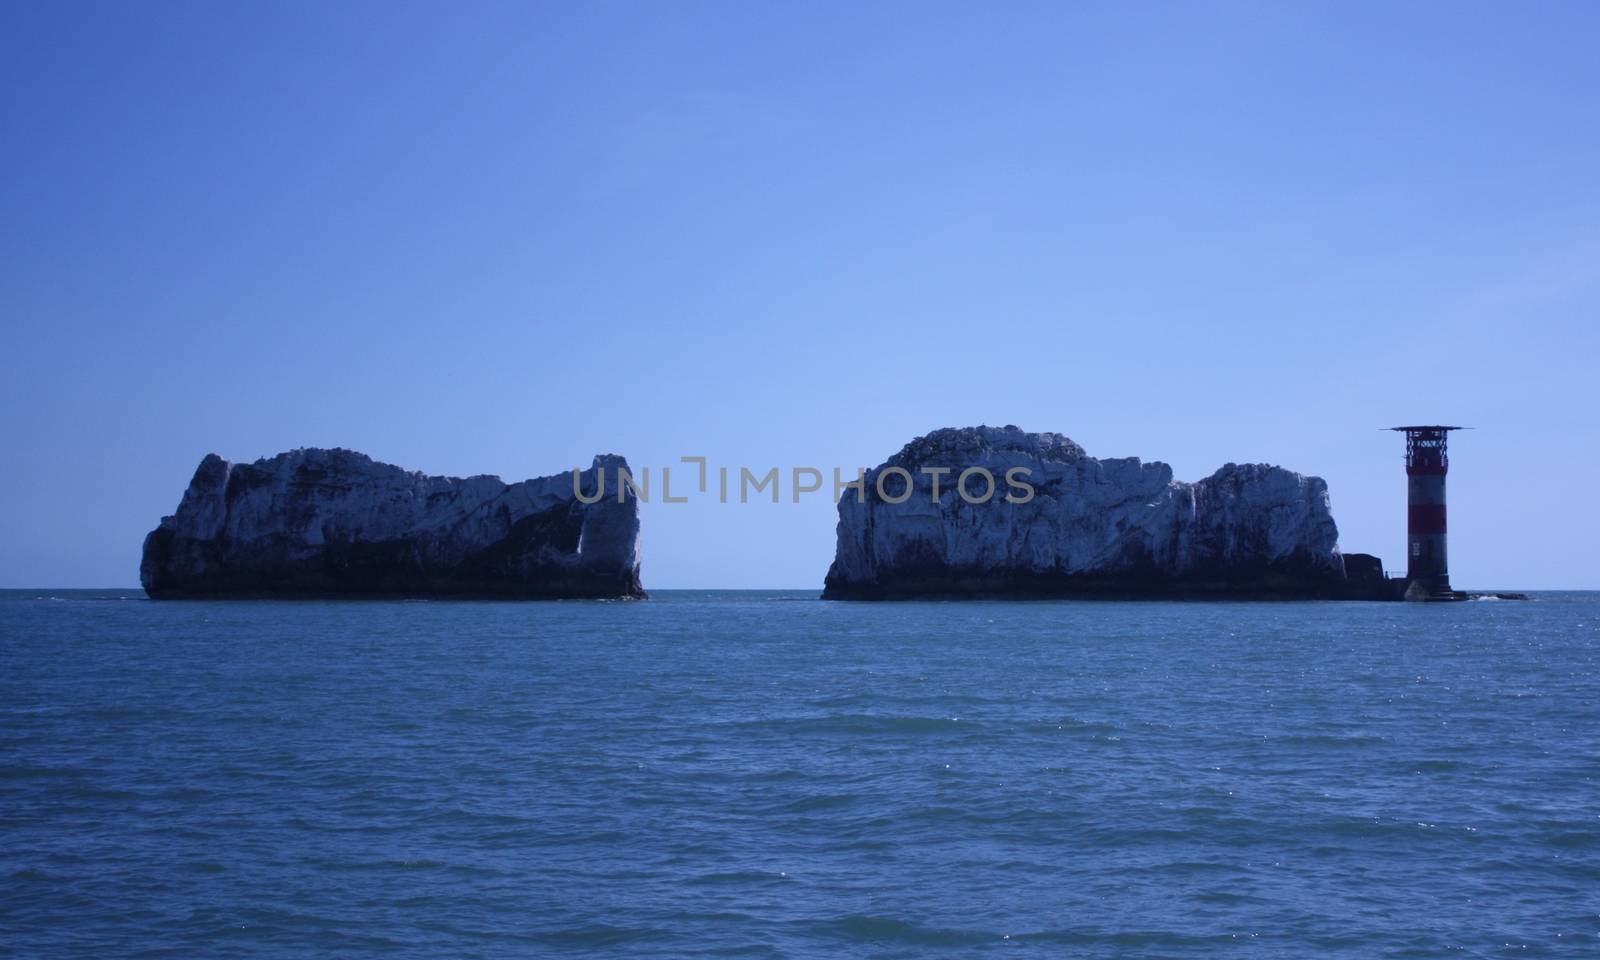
xmin=822 ymin=569 xmax=1406 ymax=601
xmin=142 ymin=578 xmax=646 ymax=601
xmin=142 ymin=529 xmax=646 ymax=601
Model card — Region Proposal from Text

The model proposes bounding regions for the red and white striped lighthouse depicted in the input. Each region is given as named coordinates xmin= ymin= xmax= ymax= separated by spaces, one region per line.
xmin=1390 ymin=426 xmax=1463 ymax=601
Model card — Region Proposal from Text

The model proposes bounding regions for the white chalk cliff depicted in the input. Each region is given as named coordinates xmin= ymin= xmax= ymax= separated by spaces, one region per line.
xmin=823 ymin=426 xmax=1347 ymax=599
xmin=141 ymin=448 xmax=643 ymax=598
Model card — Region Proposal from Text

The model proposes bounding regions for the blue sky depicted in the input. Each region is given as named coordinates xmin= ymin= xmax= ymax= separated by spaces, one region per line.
xmin=3 ymin=1 xmax=1597 ymax=589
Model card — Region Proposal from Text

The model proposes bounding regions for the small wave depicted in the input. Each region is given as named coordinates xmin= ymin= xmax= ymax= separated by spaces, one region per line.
xmin=532 ymin=923 xmax=672 ymax=947
xmin=812 ymin=914 xmax=996 ymax=947
xmin=0 ymin=764 xmax=88 ymax=781
xmin=1189 ymin=888 xmax=1269 ymax=905
xmin=1399 ymin=758 xmax=1466 ymax=772
xmin=730 ymin=714 xmax=966 ymax=736
xmin=768 ymin=792 xmax=862 ymax=813
xmin=1543 ymin=829 xmax=1600 ymax=849
xmin=1269 ymin=733 xmax=1388 ymax=748
xmin=683 ymin=870 xmax=788 ymax=887
xmin=179 ymin=860 xmax=227 ymax=874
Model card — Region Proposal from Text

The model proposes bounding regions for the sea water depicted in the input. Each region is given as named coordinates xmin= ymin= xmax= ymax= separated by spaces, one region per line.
xmin=2 ymin=589 xmax=1596 ymax=958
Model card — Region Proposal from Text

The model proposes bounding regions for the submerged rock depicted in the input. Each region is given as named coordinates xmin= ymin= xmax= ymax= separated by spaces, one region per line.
xmin=823 ymin=425 xmax=1365 ymax=600
xmin=141 ymin=449 xmax=643 ymax=599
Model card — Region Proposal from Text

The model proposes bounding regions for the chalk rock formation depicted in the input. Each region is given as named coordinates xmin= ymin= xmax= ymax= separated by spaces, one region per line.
xmin=141 ymin=449 xmax=643 ymax=599
xmin=823 ymin=426 xmax=1351 ymax=599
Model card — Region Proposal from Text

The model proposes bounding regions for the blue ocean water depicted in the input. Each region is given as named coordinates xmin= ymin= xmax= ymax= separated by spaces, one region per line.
xmin=1 ymin=590 xmax=1597 ymax=958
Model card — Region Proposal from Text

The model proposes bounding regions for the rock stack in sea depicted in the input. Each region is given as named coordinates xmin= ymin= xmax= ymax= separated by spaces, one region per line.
xmin=823 ymin=425 xmax=1376 ymax=600
xmin=141 ymin=448 xmax=643 ymax=599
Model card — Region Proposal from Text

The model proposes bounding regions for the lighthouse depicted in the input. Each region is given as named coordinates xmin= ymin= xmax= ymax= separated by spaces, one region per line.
xmin=1390 ymin=426 xmax=1464 ymax=601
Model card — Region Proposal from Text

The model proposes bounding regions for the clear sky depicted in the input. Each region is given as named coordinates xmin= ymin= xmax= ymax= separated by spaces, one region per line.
xmin=3 ymin=1 xmax=1597 ymax=589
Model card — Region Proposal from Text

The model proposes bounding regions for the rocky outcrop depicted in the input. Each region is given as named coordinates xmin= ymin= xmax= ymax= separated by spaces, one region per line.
xmin=141 ymin=449 xmax=643 ymax=599
xmin=823 ymin=426 xmax=1365 ymax=600
xmin=1341 ymin=552 xmax=1386 ymax=584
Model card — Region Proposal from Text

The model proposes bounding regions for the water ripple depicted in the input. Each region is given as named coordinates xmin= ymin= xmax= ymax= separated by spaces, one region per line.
xmin=1 ymin=588 xmax=1597 ymax=957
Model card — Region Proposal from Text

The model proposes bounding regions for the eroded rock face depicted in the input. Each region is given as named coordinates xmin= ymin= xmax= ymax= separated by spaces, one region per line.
xmin=823 ymin=426 xmax=1348 ymax=599
xmin=141 ymin=449 xmax=643 ymax=599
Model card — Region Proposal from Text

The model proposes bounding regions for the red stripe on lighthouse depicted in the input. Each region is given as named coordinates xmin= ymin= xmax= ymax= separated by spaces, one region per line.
xmin=1408 ymin=504 xmax=1447 ymax=534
